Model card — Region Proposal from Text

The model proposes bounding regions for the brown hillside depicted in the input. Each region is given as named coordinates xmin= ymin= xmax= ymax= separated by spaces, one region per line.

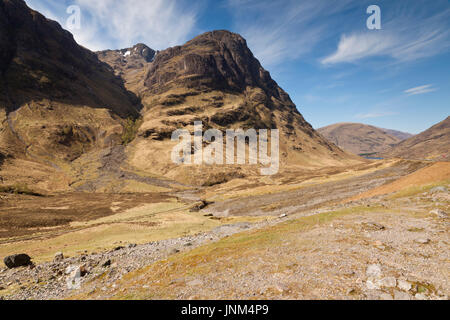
xmin=318 ymin=123 xmax=403 ymax=155
xmin=1 ymin=1 xmax=360 ymax=191
xmin=379 ymin=116 xmax=449 ymax=161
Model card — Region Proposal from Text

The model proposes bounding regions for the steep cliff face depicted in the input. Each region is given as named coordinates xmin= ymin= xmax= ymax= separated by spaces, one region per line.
xmin=0 ymin=0 xmax=141 ymax=190
xmin=0 ymin=0 xmax=140 ymax=116
xmin=144 ymin=31 xmax=288 ymax=99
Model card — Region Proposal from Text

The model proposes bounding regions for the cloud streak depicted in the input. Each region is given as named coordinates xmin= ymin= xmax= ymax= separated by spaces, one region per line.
xmin=404 ymin=85 xmax=438 ymax=96
xmin=226 ymin=0 xmax=356 ymax=67
xmin=321 ymin=32 xmax=395 ymax=64
xmin=322 ymin=3 xmax=450 ymax=65
xmin=355 ymin=111 xmax=397 ymax=119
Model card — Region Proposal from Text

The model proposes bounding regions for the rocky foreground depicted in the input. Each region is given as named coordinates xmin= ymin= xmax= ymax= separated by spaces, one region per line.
xmin=1 ymin=186 xmax=448 ymax=300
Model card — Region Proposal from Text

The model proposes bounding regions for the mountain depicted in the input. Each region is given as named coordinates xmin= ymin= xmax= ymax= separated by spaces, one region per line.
xmin=0 ymin=1 xmax=358 ymax=191
xmin=97 ymin=43 xmax=156 ymax=95
xmin=379 ymin=116 xmax=450 ymax=161
xmin=99 ymin=30 xmax=357 ymax=183
xmin=380 ymin=128 xmax=413 ymax=141
xmin=318 ymin=123 xmax=404 ymax=155
xmin=0 ymin=0 xmax=140 ymax=190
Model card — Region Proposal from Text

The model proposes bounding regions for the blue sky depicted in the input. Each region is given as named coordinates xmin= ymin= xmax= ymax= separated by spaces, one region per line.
xmin=25 ymin=0 xmax=450 ymax=134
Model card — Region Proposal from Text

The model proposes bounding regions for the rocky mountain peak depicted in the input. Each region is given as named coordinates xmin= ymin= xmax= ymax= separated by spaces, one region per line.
xmin=144 ymin=30 xmax=290 ymax=105
xmin=116 ymin=43 xmax=156 ymax=63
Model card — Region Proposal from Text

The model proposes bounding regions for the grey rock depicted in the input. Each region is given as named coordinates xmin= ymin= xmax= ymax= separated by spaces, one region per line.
xmin=394 ymin=290 xmax=411 ymax=300
xmin=397 ymin=279 xmax=412 ymax=291
xmin=430 ymin=209 xmax=447 ymax=218
xmin=415 ymin=238 xmax=430 ymax=244
xmin=415 ymin=293 xmax=427 ymax=300
xmin=362 ymin=222 xmax=385 ymax=231
xmin=366 ymin=279 xmax=380 ymax=290
xmin=379 ymin=277 xmax=396 ymax=288
xmin=430 ymin=186 xmax=447 ymax=194
xmin=366 ymin=264 xmax=382 ymax=278
xmin=379 ymin=293 xmax=393 ymax=300
xmin=54 ymin=252 xmax=64 ymax=262
xmin=187 ymin=279 xmax=203 ymax=287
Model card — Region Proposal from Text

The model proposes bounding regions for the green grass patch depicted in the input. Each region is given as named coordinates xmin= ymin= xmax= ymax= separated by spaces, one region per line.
xmin=121 ymin=117 xmax=143 ymax=145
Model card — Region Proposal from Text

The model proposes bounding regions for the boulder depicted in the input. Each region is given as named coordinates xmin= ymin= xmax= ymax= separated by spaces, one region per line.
xmin=189 ymin=200 xmax=212 ymax=212
xmin=366 ymin=264 xmax=382 ymax=278
xmin=101 ymin=259 xmax=112 ymax=268
xmin=429 ymin=186 xmax=447 ymax=194
xmin=397 ymin=279 xmax=412 ymax=291
xmin=415 ymin=238 xmax=430 ymax=245
xmin=430 ymin=209 xmax=447 ymax=218
xmin=362 ymin=222 xmax=385 ymax=231
xmin=54 ymin=252 xmax=64 ymax=262
xmin=3 ymin=254 xmax=32 ymax=269
xmin=394 ymin=290 xmax=411 ymax=300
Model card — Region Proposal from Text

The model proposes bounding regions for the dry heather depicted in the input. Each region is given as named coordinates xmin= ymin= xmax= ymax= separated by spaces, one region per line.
xmin=0 ymin=159 xmax=448 ymax=300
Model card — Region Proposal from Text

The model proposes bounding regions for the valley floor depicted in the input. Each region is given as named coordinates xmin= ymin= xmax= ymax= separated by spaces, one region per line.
xmin=0 ymin=160 xmax=448 ymax=300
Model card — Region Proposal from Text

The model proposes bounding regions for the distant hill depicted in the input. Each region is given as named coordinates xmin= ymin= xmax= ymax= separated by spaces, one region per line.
xmin=380 ymin=128 xmax=413 ymax=141
xmin=317 ymin=123 xmax=409 ymax=155
xmin=379 ymin=117 xmax=450 ymax=161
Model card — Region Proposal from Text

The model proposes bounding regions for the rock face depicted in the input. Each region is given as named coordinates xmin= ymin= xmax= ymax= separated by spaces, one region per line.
xmin=1 ymin=2 xmax=358 ymax=190
xmin=97 ymin=43 xmax=156 ymax=95
xmin=0 ymin=0 xmax=139 ymax=116
xmin=99 ymin=30 xmax=356 ymax=184
xmin=318 ymin=123 xmax=408 ymax=155
xmin=0 ymin=0 xmax=141 ymax=190
xmin=379 ymin=116 xmax=450 ymax=161
xmin=144 ymin=30 xmax=290 ymax=99
xmin=3 ymin=254 xmax=31 ymax=268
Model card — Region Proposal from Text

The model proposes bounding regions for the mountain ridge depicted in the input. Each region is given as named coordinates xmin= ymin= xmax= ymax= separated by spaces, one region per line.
xmin=378 ymin=116 xmax=449 ymax=161
xmin=317 ymin=122 xmax=409 ymax=155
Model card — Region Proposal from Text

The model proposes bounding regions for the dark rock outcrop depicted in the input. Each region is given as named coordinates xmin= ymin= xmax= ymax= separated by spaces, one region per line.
xmin=0 ymin=0 xmax=140 ymax=117
xmin=4 ymin=254 xmax=32 ymax=268
xmin=144 ymin=30 xmax=294 ymax=107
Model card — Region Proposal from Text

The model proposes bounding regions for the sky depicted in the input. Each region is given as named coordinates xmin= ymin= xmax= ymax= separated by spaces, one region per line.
xmin=25 ymin=0 xmax=450 ymax=134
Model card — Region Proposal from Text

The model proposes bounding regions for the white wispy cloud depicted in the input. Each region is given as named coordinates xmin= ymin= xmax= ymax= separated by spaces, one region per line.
xmin=321 ymin=32 xmax=395 ymax=64
xmin=226 ymin=0 xmax=356 ymax=67
xmin=355 ymin=111 xmax=397 ymax=119
xmin=404 ymin=84 xmax=438 ymax=96
xmin=322 ymin=4 xmax=450 ymax=65
xmin=26 ymin=0 xmax=201 ymax=51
